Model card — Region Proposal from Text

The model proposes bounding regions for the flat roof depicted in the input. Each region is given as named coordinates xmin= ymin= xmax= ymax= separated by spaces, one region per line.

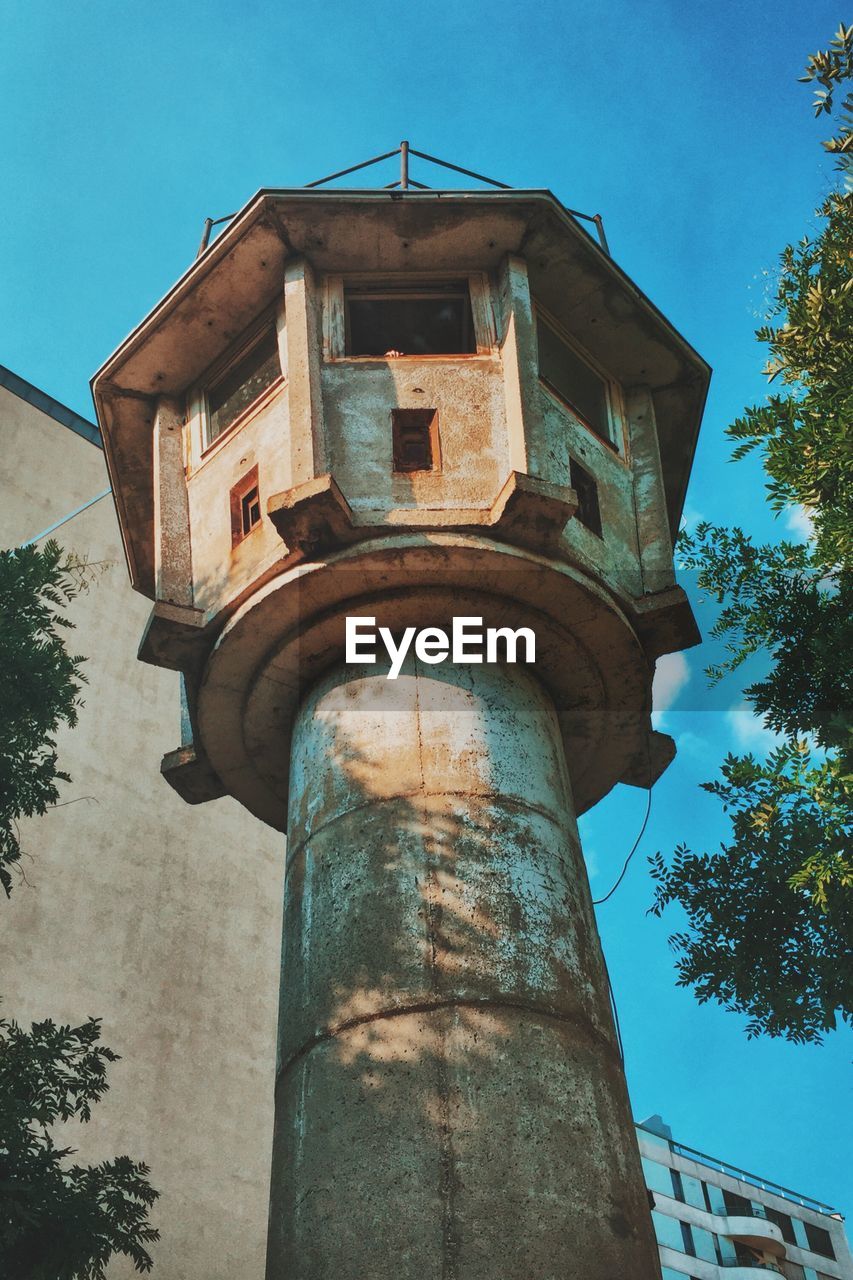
xmin=0 ymin=363 xmax=101 ymax=449
xmin=636 ymin=1121 xmax=840 ymax=1218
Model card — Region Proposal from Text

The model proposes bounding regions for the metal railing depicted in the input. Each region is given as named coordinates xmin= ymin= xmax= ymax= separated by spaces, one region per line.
xmin=194 ymin=140 xmax=611 ymax=258
xmin=719 ymin=1261 xmax=783 ymax=1273
xmin=638 ymin=1125 xmax=840 ymax=1218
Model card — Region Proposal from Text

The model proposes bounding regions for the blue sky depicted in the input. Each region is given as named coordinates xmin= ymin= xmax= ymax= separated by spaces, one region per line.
xmin=3 ymin=0 xmax=850 ymax=1218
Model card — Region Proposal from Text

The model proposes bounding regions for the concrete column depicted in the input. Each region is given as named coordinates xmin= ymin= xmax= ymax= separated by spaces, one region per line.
xmin=627 ymin=385 xmax=675 ymax=596
xmin=497 ymin=254 xmax=537 ymax=475
xmin=153 ymin=395 xmax=193 ymax=607
xmin=266 ymin=658 xmax=661 ymax=1280
xmin=283 ymin=257 xmax=327 ymax=485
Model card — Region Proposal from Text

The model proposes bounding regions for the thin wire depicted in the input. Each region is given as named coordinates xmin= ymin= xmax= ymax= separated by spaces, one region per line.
xmin=592 ymin=780 xmax=653 ymax=906
xmin=22 ymin=488 xmax=112 ymax=547
xmin=601 ymin=949 xmax=625 ymax=1066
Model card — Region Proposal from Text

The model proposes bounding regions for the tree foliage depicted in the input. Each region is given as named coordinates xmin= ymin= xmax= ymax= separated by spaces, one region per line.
xmin=0 ymin=1017 xmax=159 ymax=1277
xmin=0 ymin=541 xmax=159 ymax=1274
xmin=0 ymin=541 xmax=86 ymax=898
xmin=800 ymin=22 xmax=853 ymax=168
xmin=650 ymin=35 xmax=853 ymax=1043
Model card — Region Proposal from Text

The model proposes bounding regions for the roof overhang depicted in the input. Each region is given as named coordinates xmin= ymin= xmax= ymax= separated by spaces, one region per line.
xmin=92 ymin=188 xmax=710 ymax=597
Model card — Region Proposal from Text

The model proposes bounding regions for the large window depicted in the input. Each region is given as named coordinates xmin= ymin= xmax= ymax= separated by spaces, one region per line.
xmin=206 ymin=327 xmax=282 ymax=445
xmin=642 ymin=1156 xmax=676 ymax=1199
xmin=345 ymin=281 xmax=475 ymax=357
xmin=804 ymin=1223 xmax=835 ymax=1259
xmin=765 ymin=1206 xmax=797 ymax=1246
xmin=536 ymin=313 xmax=613 ymax=446
xmin=650 ymin=1208 xmax=686 ymax=1249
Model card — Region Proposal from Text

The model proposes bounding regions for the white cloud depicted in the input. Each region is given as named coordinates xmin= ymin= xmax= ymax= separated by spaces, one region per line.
xmin=725 ymin=701 xmax=783 ymax=752
xmin=785 ymin=504 xmax=815 ymax=543
xmin=674 ymin=730 xmax=714 ymax=762
xmin=679 ymin=504 xmax=704 ymax=534
xmin=652 ymin=652 xmax=691 ymax=729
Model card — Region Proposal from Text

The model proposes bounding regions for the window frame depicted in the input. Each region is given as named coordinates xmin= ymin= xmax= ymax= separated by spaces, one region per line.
xmin=534 ymin=304 xmax=625 ymax=454
xmin=197 ymin=308 xmax=285 ymax=456
xmin=323 ymin=272 xmax=496 ymax=361
xmin=229 ymin=464 xmax=262 ymax=549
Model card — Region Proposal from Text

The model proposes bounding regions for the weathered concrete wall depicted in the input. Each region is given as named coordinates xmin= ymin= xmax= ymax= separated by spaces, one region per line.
xmin=532 ymin=385 xmax=644 ymax=599
xmin=267 ymin=657 xmax=661 ymax=1280
xmin=321 ymin=357 xmax=508 ymax=517
xmin=186 ymin=383 xmax=291 ymax=616
xmin=0 ymin=384 xmax=282 ymax=1279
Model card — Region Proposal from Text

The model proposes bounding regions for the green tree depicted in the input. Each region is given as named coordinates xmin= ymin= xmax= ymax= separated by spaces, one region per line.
xmin=0 ymin=1017 xmax=159 ymax=1278
xmin=0 ymin=541 xmax=85 ymax=899
xmin=650 ymin=31 xmax=853 ymax=1044
xmin=0 ymin=541 xmax=159 ymax=1276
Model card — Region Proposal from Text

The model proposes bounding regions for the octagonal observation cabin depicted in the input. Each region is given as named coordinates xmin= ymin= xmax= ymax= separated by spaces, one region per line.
xmin=92 ymin=145 xmax=710 ymax=830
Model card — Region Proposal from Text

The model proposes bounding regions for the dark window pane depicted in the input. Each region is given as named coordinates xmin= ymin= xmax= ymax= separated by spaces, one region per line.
xmin=537 ymin=317 xmax=610 ymax=442
xmin=766 ymin=1207 xmax=797 ymax=1246
xmin=804 ymin=1223 xmax=835 ymax=1259
xmin=241 ymin=486 xmax=261 ymax=536
xmin=229 ymin=465 xmax=261 ymax=548
xmin=209 ymin=329 xmax=281 ymax=442
xmin=392 ymin=408 xmax=439 ymax=473
xmin=346 ymin=287 xmax=475 ymax=356
xmin=569 ymin=456 xmax=602 ymax=537
xmin=680 ymin=1220 xmax=696 ymax=1256
xmin=723 ymin=1189 xmax=752 ymax=1218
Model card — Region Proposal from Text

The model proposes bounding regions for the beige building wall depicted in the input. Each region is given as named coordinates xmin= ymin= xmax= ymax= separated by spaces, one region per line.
xmin=0 ymin=374 xmax=282 ymax=1279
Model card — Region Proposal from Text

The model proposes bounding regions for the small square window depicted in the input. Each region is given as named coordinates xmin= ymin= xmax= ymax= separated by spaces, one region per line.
xmin=391 ymin=409 xmax=440 ymax=473
xmin=241 ymin=486 xmax=261 ymax=535
xmin=230 ymin=465 xmax=261 ymax=547
xmin=346 ymin=282 xmax=475 ymax=357
xmin=207 ymin=328 xmax=281 ymax=445
xmin=569 ymin=456 xmax=602 ymax=537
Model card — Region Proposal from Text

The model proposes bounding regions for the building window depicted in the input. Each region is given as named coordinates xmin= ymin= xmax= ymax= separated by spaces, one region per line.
xmin=652 ymin=1210 xmax=690 ymax=1255
xmin=569 ymin=456 xmax=602 ymax=537
xmin=765 ymin=1206 xmax=797 ymax=1246
xmin=723 ymin=1190 xmax=753 ymax=1218
xmin=536 ymin=313 xmax=614 ymax=446
xmin=804 ymin=1223 xmax=835 ymax=1259
xmin=391 ymin=408 xmax=440 ymax=473
xmin=230 ymin=465 xmax=261 ymax=547
xmin=641 ymin=1156 xmax=677 ymax=1200
xmin=345 ymin=281 xmax=475 ymax=357
xmin=206 ymin=328 xmax=282 ymax=445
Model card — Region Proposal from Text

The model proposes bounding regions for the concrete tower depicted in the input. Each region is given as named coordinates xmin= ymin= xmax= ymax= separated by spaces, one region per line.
xmin=93 ymin=167 xmax=708 ymax=1280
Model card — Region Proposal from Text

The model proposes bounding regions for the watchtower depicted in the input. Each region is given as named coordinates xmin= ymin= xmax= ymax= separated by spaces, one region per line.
xmin=92 ymin=145 xmax=708 ymax=1280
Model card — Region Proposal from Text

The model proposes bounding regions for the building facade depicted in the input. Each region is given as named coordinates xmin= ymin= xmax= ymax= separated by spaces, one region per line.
xmin=1 ymin=365 xmax=283 ymax=1279
xmin=638 ymin=1117 xmax=853 ymax=1280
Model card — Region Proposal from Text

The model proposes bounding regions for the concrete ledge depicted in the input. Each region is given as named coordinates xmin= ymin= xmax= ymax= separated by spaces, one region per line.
xmin=487 ymin=471 xmax=577 ymax=551
xmin=267 ymin=470 xmax=580 ymax=562
xmin=619 ymin=730 xmax=676 ymax=789
xmin=631 ymin=585 xmax=701 ymax=660
xmin=267 ymin=474 xmax=356 ymax=556
xmin=138 ymin=601 xmax=207 ymax=671
xmin=160 ymin=744 xmax=227 ymax=804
